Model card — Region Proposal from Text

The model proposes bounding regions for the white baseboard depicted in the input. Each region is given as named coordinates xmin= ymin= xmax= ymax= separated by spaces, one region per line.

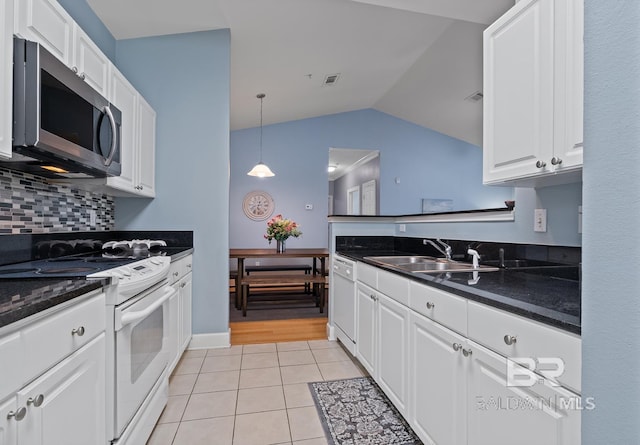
xmin=187 ymin=329 xmax=231 ymax=350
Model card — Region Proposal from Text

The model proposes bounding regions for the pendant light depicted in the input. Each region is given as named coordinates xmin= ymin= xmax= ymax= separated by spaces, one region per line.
xmin=247 ymin=93 xmax=275 ymax=177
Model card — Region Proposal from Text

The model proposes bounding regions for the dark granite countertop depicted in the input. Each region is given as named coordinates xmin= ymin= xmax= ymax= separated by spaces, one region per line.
xmin=0 ymin=278 xmax=108 ymax=330
xmin=337 ymin=250 xmax=581 ymax=335
xmin=0 ymin=247 xmax=194 ymax=332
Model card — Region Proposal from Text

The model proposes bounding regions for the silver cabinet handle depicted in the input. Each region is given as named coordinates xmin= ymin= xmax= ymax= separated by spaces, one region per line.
xmin=426 ymin=302 xmax=435 ymax=309
xmin=370 ymin=294 xmax=377 ymax=302
xmin=504 ymin=335 xmax=517 ymax=345
xmin=452 ymin=343 xmax=462 ymax=352
xmin=551 ymin=156 xmax=563 ymax=165
xmin=173 ymin=272 xmax=179 ymax=277
xmin=535 ymin=160 xmax=547 ymax=168
xmin=80 ymin=72 xmax=86 ymax=80
xmin=187 ymin=264 xmax=192 ymax=269
xmin=72 ymin=66 xmax=78 ymax=74
xmin=462 ymin=348 xmax=473 ymax=357
xmin=7 ymin=407 xmax=27 ymax=421
xmin=27 ymin=394 xmax=45 ymax=407
xmin=181 ymin=282 xmax=186 ymax=288
xmin=71 ymin=326 xmax=85 ymax=336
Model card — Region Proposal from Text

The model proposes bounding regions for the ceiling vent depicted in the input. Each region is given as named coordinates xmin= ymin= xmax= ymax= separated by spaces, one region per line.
xmin=465 ymin=91 xmax=484 ymax=102
xmin=323 ymin=73 xmax=340 ymax=86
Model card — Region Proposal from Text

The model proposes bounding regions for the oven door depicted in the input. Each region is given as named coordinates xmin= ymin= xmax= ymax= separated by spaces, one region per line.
xmin=113 ymin=282 xmax=175 ymax=436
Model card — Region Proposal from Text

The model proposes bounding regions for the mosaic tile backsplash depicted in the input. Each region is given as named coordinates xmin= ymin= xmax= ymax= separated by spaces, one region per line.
xmin=0 ymin=168 xmax=114 ymax=234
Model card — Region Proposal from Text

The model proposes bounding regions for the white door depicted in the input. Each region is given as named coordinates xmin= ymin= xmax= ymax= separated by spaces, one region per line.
xmin=377 ymin=293 xmax=409 ymax=415
xmin=409 ymin=312 xmax=467 ymax=445
xmin=347 ymin=186 xmax=360 ymax=215
xmin=355 ymin=282 xmax=376 ymax=376
xmin=17 ymin=335 xmax=106 ymax=445
xmin=0 ymin=397 xmax=18 ymax=445
xmin=467 ymin=341 xmax=581 ymax=445
xmin=361 ymin=180 xmax=376 ymax=215
xmin=109 ymin=67 xmax=138 ymax=193
xmin=179 ymin=274 xmax=193 ymax=351
xmin=137 ymin=95 xmax=156 ymax=196
xmin=483 ymin=0 xmax=555 ymax=183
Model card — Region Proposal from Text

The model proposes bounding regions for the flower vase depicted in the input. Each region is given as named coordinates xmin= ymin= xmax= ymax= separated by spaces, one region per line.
xmin=276 ymin=239 xmax=286 ymax=253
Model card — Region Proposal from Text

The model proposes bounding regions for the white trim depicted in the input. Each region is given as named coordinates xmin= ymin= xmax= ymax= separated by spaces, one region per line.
xmin=395 ymin=210 xmax=515 ymax=223
xmin=330 ymin=150 xmax=380 ymax=180
xmin=187 ymin=329 xmax=231 ymax=350
xmin=328 ymin=210 xmax=514 ymax=224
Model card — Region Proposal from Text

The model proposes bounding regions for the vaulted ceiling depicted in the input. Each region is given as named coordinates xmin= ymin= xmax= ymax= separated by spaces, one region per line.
xmin=87 ymin=0 xmax=513 ymax=146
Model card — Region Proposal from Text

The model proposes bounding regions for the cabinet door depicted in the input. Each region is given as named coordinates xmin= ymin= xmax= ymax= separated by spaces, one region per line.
xmin=72 ymin=25 xmax=110 ymax=97
xmin=137 ymin=95 xmax=156 ymax=197
xmin=108 ymin=68 xmax=138 ymax=194
xmin=409 ymin=312 xmax=467 ymax=445
xmin=17 ymin=334 xmax=106 ymax=445
xmin=14 ymin=0 xmax=73 ymax=65
xmin=483 ymin=0 xmax=555 ymax=183
xmin=167 ymin=284 xmax=180 ymax=374
xmin=179 ymin=273 xmax=193 ymax=351
xmin=467 ymin=341 xmax=580 ymax=445
xmin=355 ymin=282 xmax=377 ymax=376
xmin=377 ymin=293 xmax=409 ymax=415
xmin=555 ymin=0 xmax=583 ymax=170
xmin=0 ymin=397 xmax=18 ymax=445
xmin=0 ymin=0 xmax=13 ymax=159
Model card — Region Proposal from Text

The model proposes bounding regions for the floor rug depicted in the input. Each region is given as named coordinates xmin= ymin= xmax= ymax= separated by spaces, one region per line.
xmin=309 ymin=377 xmax=422 ymax=445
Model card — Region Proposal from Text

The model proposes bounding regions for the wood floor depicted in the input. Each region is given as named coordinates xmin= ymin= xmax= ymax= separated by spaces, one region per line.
xmin=229 ymin=318 xmax=328 ymax=345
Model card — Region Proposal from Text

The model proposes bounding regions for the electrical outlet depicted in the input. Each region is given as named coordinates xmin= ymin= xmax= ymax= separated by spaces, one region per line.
xmin=255 ymin=261 xmax=260 ymax=266
xmin=398 ymin=224 xmax=406 ymax=232
xmin=534 ymin=209 xmax=547 ymax=232
xmin=305 ymin=204 xmax=313 ymax=210
xmin=89 ymin=210 xmax=96 ymax=226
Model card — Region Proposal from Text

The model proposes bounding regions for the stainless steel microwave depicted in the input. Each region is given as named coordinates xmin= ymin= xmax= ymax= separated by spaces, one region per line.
xmin=1 ymin=37 xmax=121 ymax=179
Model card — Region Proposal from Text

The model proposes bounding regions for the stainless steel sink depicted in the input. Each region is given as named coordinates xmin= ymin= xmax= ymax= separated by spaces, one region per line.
xmin=363 ymin=255 xmax=437 ymax=265
xmin=364 ymin=256 xmax=499 ymax=274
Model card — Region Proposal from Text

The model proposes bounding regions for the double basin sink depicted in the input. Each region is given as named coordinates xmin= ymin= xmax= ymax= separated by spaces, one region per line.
xmin=364 ymin=255 xmax=499 ymax=274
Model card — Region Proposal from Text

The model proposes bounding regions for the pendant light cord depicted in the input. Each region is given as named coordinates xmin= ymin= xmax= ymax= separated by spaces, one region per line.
xmin=258 ymin=93 xmax=265 ymax=163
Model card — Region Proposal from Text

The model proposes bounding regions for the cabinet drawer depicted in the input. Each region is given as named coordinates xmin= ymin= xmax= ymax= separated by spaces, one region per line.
xmin=169 ymin=255 xmax=192 ymax=284
xmin=409 ymin=281 xmax=467 ymax=335
xmin=377 ymin=268 xmax=409 ymax=306
xmin=467 ymin=301 xmax=581 ymax=392
xmin=21 ymin=291 xmax=105 ymax=386
xmin=357 ymin=262 xmax=377 ymax=289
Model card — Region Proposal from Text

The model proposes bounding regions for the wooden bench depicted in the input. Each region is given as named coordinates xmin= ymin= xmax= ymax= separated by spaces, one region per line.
xmin=245 ymin=264 xmax=312 ymax=274
xmin=239 ymin=273 xmax=327 ymax=317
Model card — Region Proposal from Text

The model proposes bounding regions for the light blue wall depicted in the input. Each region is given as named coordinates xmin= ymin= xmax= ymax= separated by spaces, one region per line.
xmin=582 ymin=1 xmax=640 ymax=442
xmin=230 ymin=109 xmax=513 ymax=249
xmin=113 ymin=30 xmax=231 ymax=336
xmin=56 ymin=0 xmax=116 ymax=61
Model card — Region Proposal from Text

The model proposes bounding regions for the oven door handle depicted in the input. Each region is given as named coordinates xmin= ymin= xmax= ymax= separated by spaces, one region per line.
xmin=117 ymin=286 xmax=176 ymax=331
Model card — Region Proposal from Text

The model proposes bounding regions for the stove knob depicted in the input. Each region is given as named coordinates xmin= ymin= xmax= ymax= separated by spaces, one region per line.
xmin=122 ymin=270 xmax=132 ymax=277
xmin=150 ymin=259 xmax=161 ymax=265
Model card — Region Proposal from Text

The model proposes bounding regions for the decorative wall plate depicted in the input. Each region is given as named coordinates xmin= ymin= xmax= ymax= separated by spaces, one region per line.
xmin=242 ymin=190 xmax=275 ymax=221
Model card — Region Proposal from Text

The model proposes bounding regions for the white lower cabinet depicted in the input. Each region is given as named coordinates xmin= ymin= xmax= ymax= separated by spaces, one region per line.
xmin=409 ymin=311 xmax=467 ymax=445
xmin=167 ymin=255 xmax=193 ymax=374
xmin=377 ymin=293 xmax=409 ymax=415
xmin=355 ymin=261 xmax=581 ymax=445
xmin=1 ymin=334 xmax=106 ymax=445
xmin=0 ymin=397 xmax=17 ymax=445
xmin=355 ymin=282 xmax=377 ymax=376
xmin=467 ymin=341 xmax=580 ymax=445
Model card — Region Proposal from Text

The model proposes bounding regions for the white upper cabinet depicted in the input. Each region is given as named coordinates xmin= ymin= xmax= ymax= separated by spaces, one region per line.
xmin=0 ymin=0 xmax=13 ymax=159
xmin=15 ymin=0 xmax=111 ymax=97
xmin=14 ymin=0 xmax=73 ymax=65
xmin=483 ymin=0 xmax=584 ymax=186
xmin=72 ymin=25 xmax=110 ymax=97
xmin=106 ymin=67 xmax=156 ymax=197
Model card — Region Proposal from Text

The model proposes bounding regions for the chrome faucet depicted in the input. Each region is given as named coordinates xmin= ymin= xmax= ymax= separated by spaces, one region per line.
xmin=423 ymin=239 xmax=452 ymax=260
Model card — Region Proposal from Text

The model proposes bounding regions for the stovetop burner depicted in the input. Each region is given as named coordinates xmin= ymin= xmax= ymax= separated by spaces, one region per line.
xmin=0 ymin=268 xmax=39 ymax=275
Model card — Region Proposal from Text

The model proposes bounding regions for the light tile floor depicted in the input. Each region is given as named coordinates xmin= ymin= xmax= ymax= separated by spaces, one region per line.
xmin=147 ymin=340 xmax=366 ymax=445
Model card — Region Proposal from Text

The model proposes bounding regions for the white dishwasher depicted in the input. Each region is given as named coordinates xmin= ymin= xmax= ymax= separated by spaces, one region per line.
xmin=332 ymin=255 xmax=356 ymax=352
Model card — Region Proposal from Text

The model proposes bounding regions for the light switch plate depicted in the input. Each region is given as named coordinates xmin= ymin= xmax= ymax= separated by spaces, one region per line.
xmin=534 ymin=209 xmax=547 ymax=232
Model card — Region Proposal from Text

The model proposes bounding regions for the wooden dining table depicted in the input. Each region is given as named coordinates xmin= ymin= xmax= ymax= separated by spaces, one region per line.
xmin=229 ymin=248 xmax=330 ymax=311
